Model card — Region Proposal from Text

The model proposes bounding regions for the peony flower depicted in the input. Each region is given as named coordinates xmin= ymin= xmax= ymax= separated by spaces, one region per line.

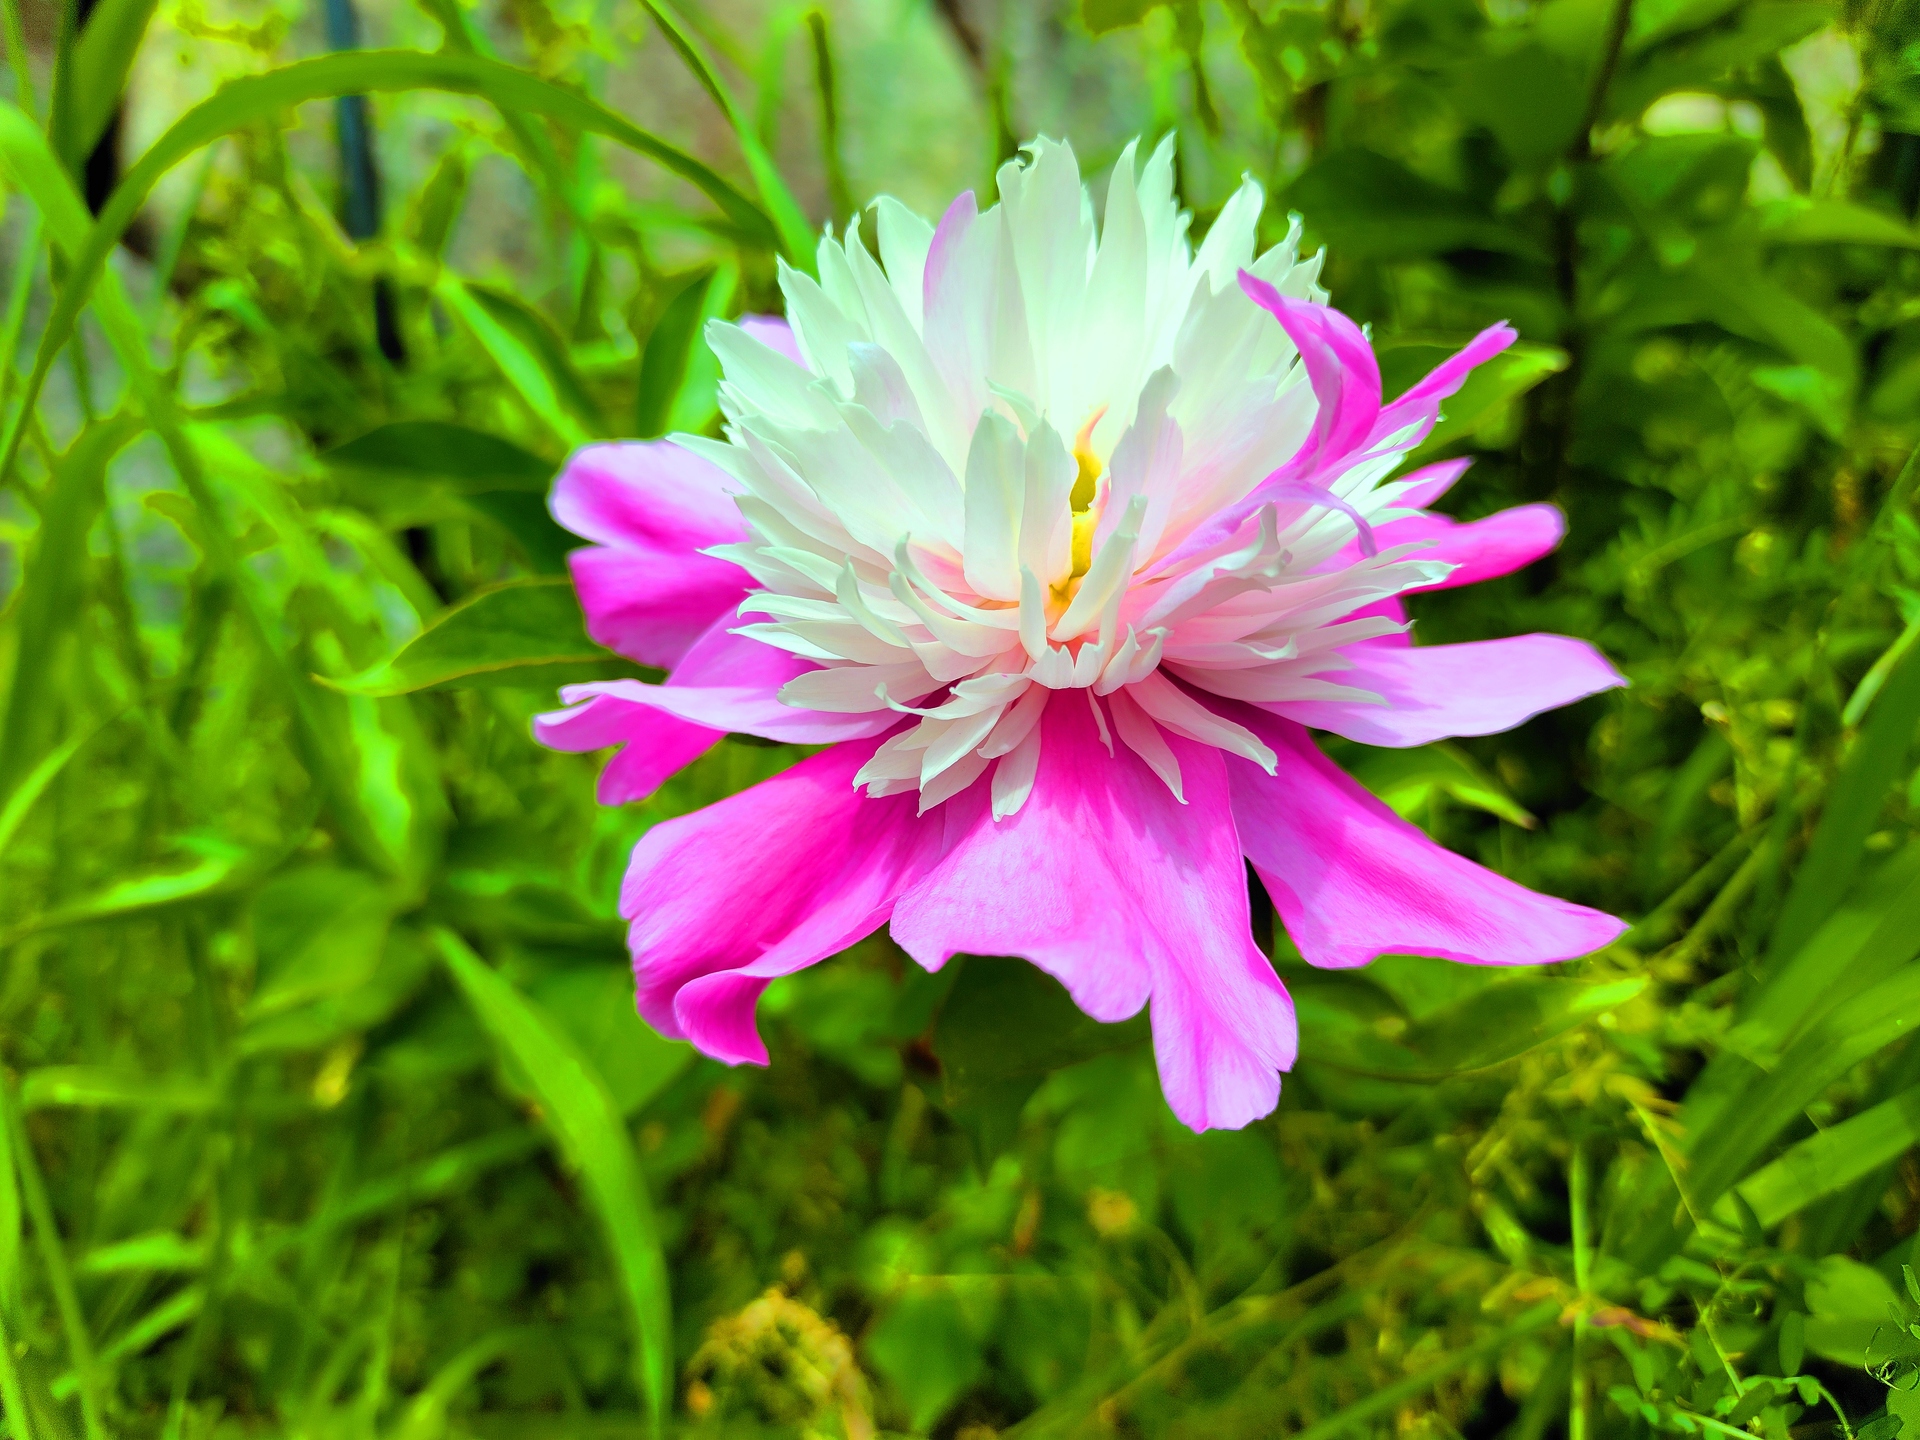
xmin=535 ymin=137 xmax=1626 ymax=1132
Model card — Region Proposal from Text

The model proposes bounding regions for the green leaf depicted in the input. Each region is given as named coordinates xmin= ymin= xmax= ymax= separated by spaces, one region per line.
xmin=1725 ymin=1085 xmax=1920 ymax=1228
xmin=68 ymin=0 xmax=157 ymax=158
xmin=17 ymin=1070 xmax=218 ymax=1114
xmin=434 ymin=274 xmax=597 ymax=448
xmin=1298 ymin=974 xmax=1647 ymax=1080
xmin=636 ymin=270 xmax=717 ymax=439
xmin=0 ymin=99 xmax=402 ymax=875
xmin=1082 ymin=0 xmax=1164 ymax=33
xmin=1757 ymin=198 xmax=1920 ymax=247
xmin=529 ymin=966 xmax=694 ymax=1117
xmin=1768 ymin=645 xmax=1920 ymax=967
xmin=1805 ymin=1257 xmax=1902 ymax=1366
xmin=433 ymin=930 xmax=670 ymax=1429
xmin=322 ymin=422 xmax=572 ymax=573
xmin=1689 ymin=964 xmax=1920 ymax=1209
xmin=322 ymin=422 xmax=556 ymax=492
xmin=1453 ymin=45 xmax=1589 ymax=165
xmin=243 ymin=866 xmax=398 ymax=1020
xmin=1732 ymin=842 xmax=1920 ymax=1062
xmin=864 ymin=1288 xmax=989 ymax=1432
xmin=931 ymin=957 xmax=1149 ymax=1159
xmin=3 ymin=838 xmax=268 ymax=944
xmin=1345 ymin=742 xmax=1536 ymax=828
xmin=1 ymin=47 xmax=781 ymax=492
xmin=634 ymin=0 xmax=816 ymax=265
xmin=76 ymin=1233 xmax=207 ymax=1278
xmin=1417 ymin=345 xmax=1571 ymax=456
xmin=0 ymin=415 xmax=140 ymax=797
xmin=326 ymin=578 xmax=631 ymax=696
xmin=1289 ymin=150 xmax=1548 ymax=261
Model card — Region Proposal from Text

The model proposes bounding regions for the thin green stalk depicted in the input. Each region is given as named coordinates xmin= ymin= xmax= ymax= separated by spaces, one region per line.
xmin=2 ymin=1083 xmax=106 ymax=1440
xmin=1291 ymin=1303 xmax=1562 ymax=1440
xmin=1570 ymin=1144 xmax=1591 ymax=1440
xmin=0 ymin=0 xmax=33 ymax=116
xmin=0 ymin=1306 xmax=35 ymax=1440
xmin=0 ymin=211 xmax=43 ymax=425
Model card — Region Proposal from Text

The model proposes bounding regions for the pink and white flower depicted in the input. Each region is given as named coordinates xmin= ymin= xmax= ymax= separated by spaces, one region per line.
xmin=536 ymin=137 xmax=1626 ymax=1132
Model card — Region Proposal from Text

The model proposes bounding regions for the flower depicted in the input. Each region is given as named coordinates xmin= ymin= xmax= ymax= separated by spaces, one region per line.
xmin=535 ymin=137 xmax=1627 ymax=1132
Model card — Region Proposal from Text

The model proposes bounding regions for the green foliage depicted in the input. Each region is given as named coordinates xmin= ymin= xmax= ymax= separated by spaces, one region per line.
xmin=3 ymin=0 xmax=1920 ymax=1434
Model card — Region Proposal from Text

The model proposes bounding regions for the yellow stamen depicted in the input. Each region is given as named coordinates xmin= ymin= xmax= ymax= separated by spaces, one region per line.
xmin=1067 ymin=405 xmax=1108 ymax=579
xmin=1070 ymin=405 xmax=1107 ymax=513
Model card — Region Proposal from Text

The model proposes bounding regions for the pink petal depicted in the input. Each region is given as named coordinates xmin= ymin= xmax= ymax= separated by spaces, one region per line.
xmin=531 ymin=686 xmax=720 ymax=805
xmin=1237 ymin=272 xmax=1381 ymax=470
xmin=533 ymin=618 xmax=891 ymax=798
xmin=552 ymin=440 xmax=753 ymax=668
xmin=1371 ymin=322 xmax=1517 ymax=447
xmin=620 ymin=738 xmax=946 ymax=1063
xmin=1394 ymin=458 xmax=1473 ymax=510
xmin=737 ymin=314 xmax=805 ymax=367
xmin=1229 ymin=712 xmax=1625 ymax=969
xmin=1268 ymin=633 xmax=1625 ymax=747
xmin=545 ymin=618 xmax=896 ymax=748
xmin=1376 ymin=502 xmax=1567 ymax=590
xmin=891 ymin=696 xmax=1296 ymax=1132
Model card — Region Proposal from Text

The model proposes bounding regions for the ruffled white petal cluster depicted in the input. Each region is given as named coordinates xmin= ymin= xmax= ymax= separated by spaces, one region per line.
xmin=681 ymin=137 xmax=1449 ymax=819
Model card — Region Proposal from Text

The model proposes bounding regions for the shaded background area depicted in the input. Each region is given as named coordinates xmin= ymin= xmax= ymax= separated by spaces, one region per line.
xmin=3 ymin=0 xmax=1920 ymax=1436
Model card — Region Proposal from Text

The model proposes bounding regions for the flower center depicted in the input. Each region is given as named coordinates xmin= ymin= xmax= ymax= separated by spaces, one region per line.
xmin=1066 ymin=405 xmax=1108 ymax=585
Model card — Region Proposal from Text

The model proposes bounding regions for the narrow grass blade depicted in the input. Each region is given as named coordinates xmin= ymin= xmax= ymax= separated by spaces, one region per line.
xmin=637 ymin=0 xmax=817 ymax=263
xmin=1291 ymin=1302 xmax=1561 ymax=1440
xmin=68 ymin=0 xmax=157 ymax=158
xmin=325 ymin=578 xmax=628 ymax=696
xmin=0 ymin=98 xmax=402 ymax=873
xmin=434 ymin=273 xmax=597 ymax=448
xmin=1767 ymin=643 xmax=1920 ymax=966
xmin=1725 ymin=1084 xmax=1920 ymax=1228
xmin=433 ymin=931 xmax=671 ymax=1429
xmin=0 ymin=48 xmax=781 ymax=491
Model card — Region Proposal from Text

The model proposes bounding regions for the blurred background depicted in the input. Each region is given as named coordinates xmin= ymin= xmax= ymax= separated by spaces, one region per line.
xmin=4 ymin=0 xmax=1920 ymax=1435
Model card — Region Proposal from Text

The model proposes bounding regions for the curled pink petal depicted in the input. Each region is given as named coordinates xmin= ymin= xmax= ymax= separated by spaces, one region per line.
xmin=1376 ymin=503 xmax=1567 ymax=591
xmin=1230 ymin=712 xmax=1626 ymax=970
xmin=1236 ymin=272 xmax=1381 ymax=468
xmin=1372 ymin=322 xmax=1517 ymax=447
xmin=552 ymin=440 xmax=753 ymax=668
xmin=621 ymin=738 xmax=947 ymax=1064
xmin=1268 ymin=633 xmax=1625 ymax=747
xmin=531 ymin=687 xmax=720 ymax=805
xmin=891 ymin=697 xmax=1297 ymax=1132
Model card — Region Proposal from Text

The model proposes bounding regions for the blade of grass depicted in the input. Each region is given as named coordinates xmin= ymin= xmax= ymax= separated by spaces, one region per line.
xmin=0 ymin=413 xmax=139 ymax=796
xmin=1722 ymin=1083 xmax=1920 ymax=1229
xmin=68 ymin=0 xmax=158 ymax=160
xmin=0 ymin=47 xmax=782 ymax=493
xmin=433 ymin=930 xmax=671 ymax=1431
xmin=1767 ymin=642 xmax=1920 ymax=967
xmin=0 ymin=98 xmax=401 ymax=873
xmin=805 ymin=9 xmax=854 ymax=222
xmin=636 ymin=0 xmax=816 ymax=263
xmin=1291 ymin=1302 xmax=1562 ymax=1440
xmin=1 ymin=1081 xmax=106 ymax=1440
xmin=1 ymin=0 xmax=33 ymax=116
xmin=432 ymin=273 xmax=596 ymax=447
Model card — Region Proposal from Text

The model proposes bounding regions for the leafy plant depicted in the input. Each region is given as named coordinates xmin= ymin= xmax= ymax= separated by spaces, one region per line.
xmin=1 ymin=0 xmax=1918 ymax=1434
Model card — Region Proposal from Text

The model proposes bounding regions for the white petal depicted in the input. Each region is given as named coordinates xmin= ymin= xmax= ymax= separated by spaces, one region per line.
xmin=1109 ymin=687 xmax=1184 ymax=802
xmin=962 ymin=412 xmax=1026 ymax=601
xmin=1125 ymin=670 xmax=1275 ymax=771
xmin=989 ymin=719 xmax=1044 ymax=819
